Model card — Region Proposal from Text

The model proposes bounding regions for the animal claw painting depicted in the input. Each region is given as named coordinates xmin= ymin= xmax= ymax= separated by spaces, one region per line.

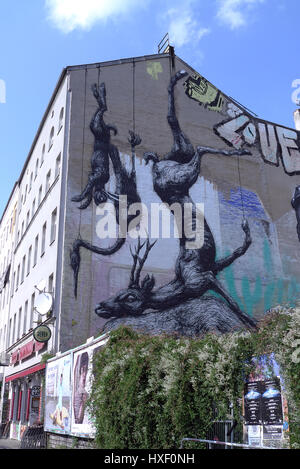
xmin=72 ymin=70 xmax=257 ymax=335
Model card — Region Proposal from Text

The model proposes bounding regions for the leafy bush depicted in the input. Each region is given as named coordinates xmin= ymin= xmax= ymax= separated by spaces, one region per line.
xmin=88 ymin=307 xmax=300 ymax=449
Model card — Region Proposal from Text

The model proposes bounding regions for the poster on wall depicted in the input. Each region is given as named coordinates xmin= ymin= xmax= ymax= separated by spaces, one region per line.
xmin=244 ymin=381 xmax=262 ymax=425
xmin=71 ymin=339 xmax=108 ymax=438
xmin=244 ymin=355 xmax=287 ymax=448
xmin=247 ymin=425 xmax=262 ymax=447
xmin=44 ymin=353 xmax=72 ymax=434
xmin=261 ymin=378 xmax=283 ymax=425
xmin=244 ymin=379 xmax=283 ymax=426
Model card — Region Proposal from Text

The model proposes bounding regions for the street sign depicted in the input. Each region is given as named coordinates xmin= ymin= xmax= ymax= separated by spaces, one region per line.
xmin=33 ymin=325 xmax=52 ymax=343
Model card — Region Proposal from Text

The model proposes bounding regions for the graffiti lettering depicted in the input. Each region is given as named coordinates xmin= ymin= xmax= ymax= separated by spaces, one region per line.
xmin=0 ymin=79 xmax=5 ymax=103
xmin=258 ymin=123 xmax=278 ymax=165
xmin=214 ymin=109 xmax=300 ymax=175
xmin=291 ymin=79 xmax=300 ymax=105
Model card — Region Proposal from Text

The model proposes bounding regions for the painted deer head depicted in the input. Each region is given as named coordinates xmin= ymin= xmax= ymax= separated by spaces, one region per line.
xmin=95 ymin=237 xmax=156 ymax=318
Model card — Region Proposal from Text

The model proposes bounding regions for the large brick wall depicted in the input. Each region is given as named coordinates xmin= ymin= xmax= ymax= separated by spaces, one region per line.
xmin=58 ymin=54 xmax=300 ymax=349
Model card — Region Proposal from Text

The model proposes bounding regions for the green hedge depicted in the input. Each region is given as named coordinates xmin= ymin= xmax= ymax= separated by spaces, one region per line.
xmin=88 ymin=307 xmax=300 ymax=449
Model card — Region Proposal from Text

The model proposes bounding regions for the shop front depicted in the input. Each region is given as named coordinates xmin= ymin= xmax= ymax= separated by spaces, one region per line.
xmin=4 ymin=339 xmax=47 ymax=440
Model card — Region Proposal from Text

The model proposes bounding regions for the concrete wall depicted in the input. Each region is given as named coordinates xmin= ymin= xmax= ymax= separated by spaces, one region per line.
xmin=47 ymin=432 xmax=94 ymax=449
xmin=59 ymin=54 xmax=300 ymax=349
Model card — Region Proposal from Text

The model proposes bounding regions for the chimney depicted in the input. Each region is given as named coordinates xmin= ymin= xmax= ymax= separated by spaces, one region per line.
xmin=294 ymin=109 xmax=300 ymax=131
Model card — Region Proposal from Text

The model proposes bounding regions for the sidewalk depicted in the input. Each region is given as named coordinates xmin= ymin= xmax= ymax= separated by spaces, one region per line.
xmin=0 ymin=437 xmax=21 ymax=449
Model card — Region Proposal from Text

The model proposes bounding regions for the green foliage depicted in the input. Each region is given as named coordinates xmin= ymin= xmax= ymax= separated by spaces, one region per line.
xmin=40 ymin=352 xmax=54 ymax=364
xmin=88 ymin=307 xmax=300 ymax=449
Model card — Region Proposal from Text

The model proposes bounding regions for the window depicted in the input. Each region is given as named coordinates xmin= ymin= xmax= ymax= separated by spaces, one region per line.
xmin=45 ymin=170 xmax=51 ymax=193
xmin=48 ymin=273 xmax=54 ymax=294
xmin=41 ymin=222 xmax=46 ymax=256
xmin=30 ymin=293 xmax=35 ymax=330
xmin=58 ymin=107 xmax=64 ymax=132
xmin=33 ymin=235 xmax=38 ymax=266
xmin=35 ymin=159 xmax=39 ymax=179
xmin=17 ymin=307 xmax=22 ymax=340
xmin=27 ymin=246 xmax=32 ymax=276
xmin=41 ymin=144 xmax=45 ymax=166
xmin=49 ymin=127 xmax=54 ymax=150
xmin=9 ymin=317 xmax=13 ymax=345
xmin=21 ymin=255 xmax=26 ymax=283
xmin=50 ymin=208 xmax=57 ymax=244
xmin=11 ymin=271 xmax=15 ymax=297
xmin=12 ymin=313 xmax=16 ymax=344
xmin=38 ymin=185 xmax=42 ymax=205
xmin=16 ymin=264 xmax=20 ymax=291
xmin=29 ymin=172 xmax=33 ymax=192
xmin=32 ymin=198 xmax=36 ymax=217
xmin=55 ymin=153 xmax=61 ymax=178
xmin=23 ymin=301 xmax=28 ymax=335
xmin=26 ymin=210 xmax=30 ymax=228
xmin=23 ymin=185 xmax=27 ymax=204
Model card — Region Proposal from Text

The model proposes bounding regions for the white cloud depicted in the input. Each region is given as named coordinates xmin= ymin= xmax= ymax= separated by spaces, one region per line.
xmin=45 ymin=0 xmax=144 ymax=33
xmin=169 ymin=14 xmax=210 ymax=47
xmin=216 ymin=0 xmax=264 ymax=30
xmin=166 ymin=2 xmax=210 ymax=48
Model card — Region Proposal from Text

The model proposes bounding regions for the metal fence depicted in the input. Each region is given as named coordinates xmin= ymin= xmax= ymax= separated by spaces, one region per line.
xmin=180 ymin=438 xmax=275 ymax=449
xmin=20 ymin=425 xmax=47 ymax=449
xmin=180 ymin=419 xmax=275 ymax=450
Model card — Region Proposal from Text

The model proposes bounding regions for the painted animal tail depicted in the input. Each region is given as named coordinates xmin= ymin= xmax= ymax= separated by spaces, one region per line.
xmin=70 ymin=237 xmax=126 ymax=298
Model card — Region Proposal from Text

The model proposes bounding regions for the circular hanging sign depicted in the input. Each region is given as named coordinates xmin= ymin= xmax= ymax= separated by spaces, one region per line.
xmin=33 ymin=325 xmax=52 ymax=343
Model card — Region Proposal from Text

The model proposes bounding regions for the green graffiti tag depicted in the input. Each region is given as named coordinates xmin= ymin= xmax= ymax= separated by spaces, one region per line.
xmin=146 ymin=62 xmax=163 ymax=80
xmin=184 ymin=73 xmax=224 ymax=112
xmin=218 ymin=238 xmax=300 ymax=317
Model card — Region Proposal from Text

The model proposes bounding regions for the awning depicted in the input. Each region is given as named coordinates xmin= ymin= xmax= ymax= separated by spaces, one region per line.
xmin=5 ymin=363 xmax=45 ymax=383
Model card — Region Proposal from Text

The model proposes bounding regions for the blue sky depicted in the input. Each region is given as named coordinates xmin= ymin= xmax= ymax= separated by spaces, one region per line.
xmin=0 ymin=0 xmax=299 ymax=216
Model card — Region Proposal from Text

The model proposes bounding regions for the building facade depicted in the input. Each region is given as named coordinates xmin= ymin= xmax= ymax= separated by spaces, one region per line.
xmin=1 ymin=51 xmax=300 ymax=440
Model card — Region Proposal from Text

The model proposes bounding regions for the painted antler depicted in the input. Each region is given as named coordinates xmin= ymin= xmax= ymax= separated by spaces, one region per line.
xmin=129 ymin=237 xmax=157 ymax=287
xmin=95 ymin=236 xmax=157 ymax=318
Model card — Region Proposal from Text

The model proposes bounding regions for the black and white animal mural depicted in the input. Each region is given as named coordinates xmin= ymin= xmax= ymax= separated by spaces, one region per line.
xmin=71 ymin=70 xmax=258 ymax=336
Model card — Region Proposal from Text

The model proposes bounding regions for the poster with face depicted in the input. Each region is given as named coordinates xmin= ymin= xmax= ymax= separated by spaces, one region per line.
xmin=71 ymin=340 xmax=107 ymax=437
xmin=44 ymin=354 xmax=72 ymax=434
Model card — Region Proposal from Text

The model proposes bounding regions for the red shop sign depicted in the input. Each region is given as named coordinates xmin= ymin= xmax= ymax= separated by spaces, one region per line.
xmin=34 ymin=340 xmax=46 ymax=352
xmin=10 ymin=338 xmax=46 ymax=365
xmin=19 ymin=340 xmax=34 ymax=361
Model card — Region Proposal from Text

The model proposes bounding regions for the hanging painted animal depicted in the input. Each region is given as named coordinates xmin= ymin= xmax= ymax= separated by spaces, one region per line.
xmin=291 ymin=185 xmax=300 ymax=242
xmin=70 ymin=83 xmax=142 ymax=297
xmin=95 ymin=70 xmax=256 ymax=330
xmin=71 ymin=82 xmax=117 ymax=209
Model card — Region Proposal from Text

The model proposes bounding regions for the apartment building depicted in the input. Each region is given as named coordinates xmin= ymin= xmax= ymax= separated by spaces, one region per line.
xmin=0 ymin=73 xmax=68 ymax=437
xmin=0 ymin=183 xmax=18 ymax=379
xmin=1 ymin=51 xmax=300 ymax=441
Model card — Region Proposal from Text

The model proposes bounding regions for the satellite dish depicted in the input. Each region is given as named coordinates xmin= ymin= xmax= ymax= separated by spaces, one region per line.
xmin=34 ymin=292 xmax=53 ymax=316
